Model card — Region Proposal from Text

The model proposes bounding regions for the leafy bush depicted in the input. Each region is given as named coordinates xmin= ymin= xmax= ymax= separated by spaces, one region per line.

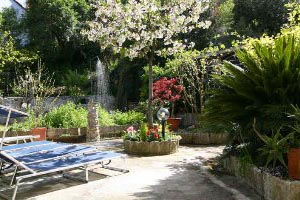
xmin=97 ymin=106 xmax=115 ymax=126
xmin=10 ymin=109 xmax=44 ymax=131
xmin=112 ymin=110 xmax=145 ymax=125
xmin=253 ymin=120 xmax=292 ymax=168
xmin=61 ymin=70 xmax=90 ymax=97
xmin=139 ymin=123 xmax=147 ymax=142
xmin=205 ymin=33 xmax=300 ymax=135
xmin=43 ymin=102 xmax=87 ymax=128
xmin=204 ymin=32 xmax=300 ymax=168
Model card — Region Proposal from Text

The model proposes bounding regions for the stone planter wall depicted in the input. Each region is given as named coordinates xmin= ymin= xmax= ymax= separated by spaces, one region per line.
xmin=223 ymin=156 xmax=300 ymax=200
xmin=46 ymin=124 xmax=139 ymax=141
xmin=124 ymin=140 xmax=180 ymax=155
xmin=0 ymin=130 xmax=30 ymax=137
xmin=1 ymin=124 xmax=139 ymax=142
xmin=179 ymin=132 xmax=229 ymax=145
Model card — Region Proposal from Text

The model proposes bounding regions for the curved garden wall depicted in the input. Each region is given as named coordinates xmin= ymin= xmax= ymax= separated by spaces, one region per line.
xmin=124 ymin=140 xmax=180 ymax=155
xmin=223 ymin=156 xmax=300 ymax=200
xmin=179 ymin=132 xmax=229 ymax=145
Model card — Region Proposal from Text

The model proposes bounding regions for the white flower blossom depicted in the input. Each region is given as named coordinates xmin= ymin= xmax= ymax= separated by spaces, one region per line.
xmin=83 ymin=0 xmax=210 ymax=58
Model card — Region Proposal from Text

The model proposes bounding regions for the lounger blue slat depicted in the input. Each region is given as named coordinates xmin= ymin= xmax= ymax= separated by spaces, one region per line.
xmin=17 ymin=145 xmax=97 ymax=163
xmin=8 ymin=143 xmax=70 ymax=157
xmin=2 ymin=141 xmax=52 ymax=151
xmin=27 ymin=152 xmax=123 ymax=171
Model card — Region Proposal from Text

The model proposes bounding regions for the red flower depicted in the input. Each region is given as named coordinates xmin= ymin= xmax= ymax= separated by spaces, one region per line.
xmin=154 ymin=133 xmax=159 ymax=139
xmin=146 ymin=130 xmax=150 ymax=136
xmin=153 ymin=77 xmax=183 ymax=103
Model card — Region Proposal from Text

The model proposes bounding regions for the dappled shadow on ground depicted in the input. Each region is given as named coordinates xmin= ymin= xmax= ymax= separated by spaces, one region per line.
xmin=130 ymin=158 xmax=235 ymax=200
xmin=1 ymin=168 xmax=120 ymax=200
xmin=130 ymin=156 xmax=259 ymax=200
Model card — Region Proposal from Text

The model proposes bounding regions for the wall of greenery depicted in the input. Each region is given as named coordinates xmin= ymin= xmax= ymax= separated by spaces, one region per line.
xmin=0 ymin=0 xmax=294 ymax=106
xmin=10 ymin=102 xmax=145 ymax=130
xmin=203 ymin=2 xmax=300 ymax=168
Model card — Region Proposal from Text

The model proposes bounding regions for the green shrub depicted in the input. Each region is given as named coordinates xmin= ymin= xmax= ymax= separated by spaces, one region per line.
xmin=112 ymin=110 xmax=145 ymax=125
xmin=203 ymin=32 xmax=300 ymax=168
xmin=205 ymin=33 xmax=300 ymax=136
xmin=97 ymin=106 xmax=115 ymax=126
xmin=253 ymin=119 xmax=292 ymax=168
xmin=10 ymin=109 xmax=44 ymax=131
xmin=139 ymin=123 xmax=147 ymax=142
xmin=43 ymin=102 xmax=87 ymax=128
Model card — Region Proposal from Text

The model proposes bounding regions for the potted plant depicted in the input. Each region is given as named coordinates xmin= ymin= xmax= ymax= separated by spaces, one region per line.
xmin=287 ymin=124 xmax=300 ymax=180
xmin=287 ymin=106 xmax=300 ymax=179
xmin=153 ymin=77 xmax=183 ymax=131
xmin=123 ymin=124 xmax=181 ymax=155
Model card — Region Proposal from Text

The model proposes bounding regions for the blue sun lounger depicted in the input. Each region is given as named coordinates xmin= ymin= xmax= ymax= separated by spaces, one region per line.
xmin=0 ymin=141 xmax=129 ymax=200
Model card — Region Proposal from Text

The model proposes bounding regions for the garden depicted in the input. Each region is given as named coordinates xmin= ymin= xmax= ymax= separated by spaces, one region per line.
xmin=1 ymin=0 xmax=300 ymax=199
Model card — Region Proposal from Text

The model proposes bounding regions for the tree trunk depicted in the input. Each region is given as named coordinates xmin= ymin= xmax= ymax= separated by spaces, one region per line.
xmin=147 ymin=53 xmax=154 ymax=128
xmin=171 ymin=102 xmax=175 ymax=118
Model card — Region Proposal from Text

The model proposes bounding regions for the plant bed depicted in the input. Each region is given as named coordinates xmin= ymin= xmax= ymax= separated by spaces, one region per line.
xmin=124 ymin=139 xmax=180 ymax=155
xmin=222 ymin=155 xmax=300 ymax=200
xmin=123 ymin=124 xmax=181 ymax=155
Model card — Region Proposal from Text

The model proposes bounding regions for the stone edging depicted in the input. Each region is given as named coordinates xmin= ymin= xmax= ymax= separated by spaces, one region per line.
xmin=46 ymin=124 xmax=140 ymax=140
xmin=179 ymin=132 xmax=229 ymax=145
xmin=223 ymin=156 xmax=300 ymax=200
xmin=124 ymin=140 xmax=180 ymax=155
xmin=0 ymin=124 xmax=139 ymax=142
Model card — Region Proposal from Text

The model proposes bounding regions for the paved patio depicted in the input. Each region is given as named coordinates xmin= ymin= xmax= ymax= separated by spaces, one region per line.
xmin=1 ymin=139 xmax=260 ymax=200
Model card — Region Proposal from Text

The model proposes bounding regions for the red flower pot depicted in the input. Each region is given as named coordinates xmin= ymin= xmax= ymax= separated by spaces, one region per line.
xmin=31 ymin=127 xmax=47 ymax=141
xmin=288 ymin=148 xmax=300 ymax=180
xmin=167 ymin=118 xmax=181 ymax=131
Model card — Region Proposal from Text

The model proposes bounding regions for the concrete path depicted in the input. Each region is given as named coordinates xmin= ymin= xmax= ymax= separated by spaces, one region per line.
xmin=1 ymin=140 xmax=260 ymax=200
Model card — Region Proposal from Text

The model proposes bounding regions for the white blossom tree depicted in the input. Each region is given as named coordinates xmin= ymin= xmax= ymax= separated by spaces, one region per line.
xmin=83 ymin=0 xmax=211 ymax=127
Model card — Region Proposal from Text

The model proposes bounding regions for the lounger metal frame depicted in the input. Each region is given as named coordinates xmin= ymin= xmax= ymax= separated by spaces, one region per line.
xmin=0 ymin=141 xmax=129 ymax=200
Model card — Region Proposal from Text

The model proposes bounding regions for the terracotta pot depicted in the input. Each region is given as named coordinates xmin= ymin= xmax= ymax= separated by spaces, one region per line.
xmin=31 ymin=127 xmax=47 ymax=141
xmin=288 ymin=148 xmax=300 ymax=180
xmin=167 ymin=118 xmax=181 ymax=131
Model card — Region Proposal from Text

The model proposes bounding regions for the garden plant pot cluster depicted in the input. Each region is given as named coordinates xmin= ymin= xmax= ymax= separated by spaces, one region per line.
xmin=124 ymin=139 xmax=180 ymax=155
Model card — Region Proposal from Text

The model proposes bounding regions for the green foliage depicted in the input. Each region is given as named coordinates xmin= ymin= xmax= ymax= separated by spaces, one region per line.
xmin=205 ymin=33 xmax=300 ymax=134
xmin=43 ymin=102 xmax=87 ymax=128
xmin=26 ymin=0 xmax=91 ymax=50
xmin=97 ymin=106 xmax=115 ymax=126
xmin=0 ymin=32 xmax=38 ymax=72
xmin=98 ymin=107 xmax=144 ymax=126
xmin=213 ymin=0 xmax=235 ymax=33
xmin=286 ymin=105 xmax=300 ymax=148
xmin=122 ymin=125 xmax=181 ymax=142
xmin=123 ymin=133 xmax=140 ymax=141
xmin=139 ymin=123 xmax=147 ymax=142
xmin=112 ymin=110 xmax=145 ymax=125
xmin=165 ymin=50 xmax=205 ymax=113
xmin=10 ymin=109 xmax=44 ymax=131
xmin=0 ymin=8 xmax=22 ymax=40
xmin=25 ymin=0 xmax=95 ymax=74
xmin=196 ymin=121 xmax=232 ymax=134
xmin=233 ymin=0 xmax=289 ymax=36
xmin=253 ymin=120 xmax=292 ymax=168
xmin=61 ymin=70 xmax=90 ymax=97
